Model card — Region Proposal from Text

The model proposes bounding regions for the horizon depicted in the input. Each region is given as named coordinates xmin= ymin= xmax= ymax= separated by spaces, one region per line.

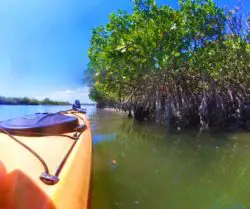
xmin=0 ymin=0 xmax=249 ymax=103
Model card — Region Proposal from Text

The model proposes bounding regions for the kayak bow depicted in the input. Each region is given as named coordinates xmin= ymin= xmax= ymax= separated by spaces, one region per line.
xmin=0 ymin=110 xmax=92 ymax=209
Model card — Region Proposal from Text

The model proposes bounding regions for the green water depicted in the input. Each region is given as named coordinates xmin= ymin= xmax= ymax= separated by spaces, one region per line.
xmin=91 ymin=110 xmax=250 ymax=209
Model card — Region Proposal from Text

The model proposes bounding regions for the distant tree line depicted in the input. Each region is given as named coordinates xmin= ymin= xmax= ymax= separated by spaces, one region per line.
xmin=0 ymin=96 xmax=70 ymax=105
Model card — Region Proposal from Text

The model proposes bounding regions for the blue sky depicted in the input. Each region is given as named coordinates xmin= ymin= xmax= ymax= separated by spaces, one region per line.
xmin=0 ymin=0 xmax=249 ymax=103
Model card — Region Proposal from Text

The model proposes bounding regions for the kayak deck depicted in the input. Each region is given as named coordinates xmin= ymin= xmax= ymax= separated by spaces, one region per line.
xmin=0 ymin=133 xmax=73 ymax=187
xmin=0 ymin=112 xmax=92 ymax=209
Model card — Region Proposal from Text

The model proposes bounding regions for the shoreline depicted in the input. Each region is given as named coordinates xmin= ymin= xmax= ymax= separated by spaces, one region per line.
xmin=98 ymin=105 xmax=250 ymax=133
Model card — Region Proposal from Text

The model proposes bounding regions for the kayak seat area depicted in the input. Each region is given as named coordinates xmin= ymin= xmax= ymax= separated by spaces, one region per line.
xmin=0 ymin=113 xmax=79 ymax=135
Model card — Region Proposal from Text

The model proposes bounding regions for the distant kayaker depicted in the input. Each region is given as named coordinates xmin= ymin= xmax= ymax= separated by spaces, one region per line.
xmin=72 ymin=100 xmax=81 ymax=110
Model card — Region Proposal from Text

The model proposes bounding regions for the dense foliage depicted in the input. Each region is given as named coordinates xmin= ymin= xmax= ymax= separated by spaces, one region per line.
xmin=0 ymin=96 xmax=70 ymax=105
xmin=87 ymin=0 xmax=250 ymax=130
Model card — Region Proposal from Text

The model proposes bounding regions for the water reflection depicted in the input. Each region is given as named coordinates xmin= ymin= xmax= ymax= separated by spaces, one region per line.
xmin=91 ymin=110 xmax=250 ymax=209
xmin=93 ymin=133 xmax=117 ymax=144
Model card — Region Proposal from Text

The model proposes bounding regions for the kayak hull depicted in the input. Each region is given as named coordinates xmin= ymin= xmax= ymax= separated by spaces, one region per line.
xmin=0 ymin=111 xmax=92 ymax=209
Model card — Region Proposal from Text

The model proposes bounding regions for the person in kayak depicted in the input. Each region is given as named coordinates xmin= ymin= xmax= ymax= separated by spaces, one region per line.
xmin=72 ymin=100 xmax=81 ymax=110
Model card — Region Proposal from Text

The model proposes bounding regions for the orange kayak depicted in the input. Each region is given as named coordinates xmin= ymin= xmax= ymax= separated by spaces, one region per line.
xmin=0 ymin=110 xmax=92 ymax=209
